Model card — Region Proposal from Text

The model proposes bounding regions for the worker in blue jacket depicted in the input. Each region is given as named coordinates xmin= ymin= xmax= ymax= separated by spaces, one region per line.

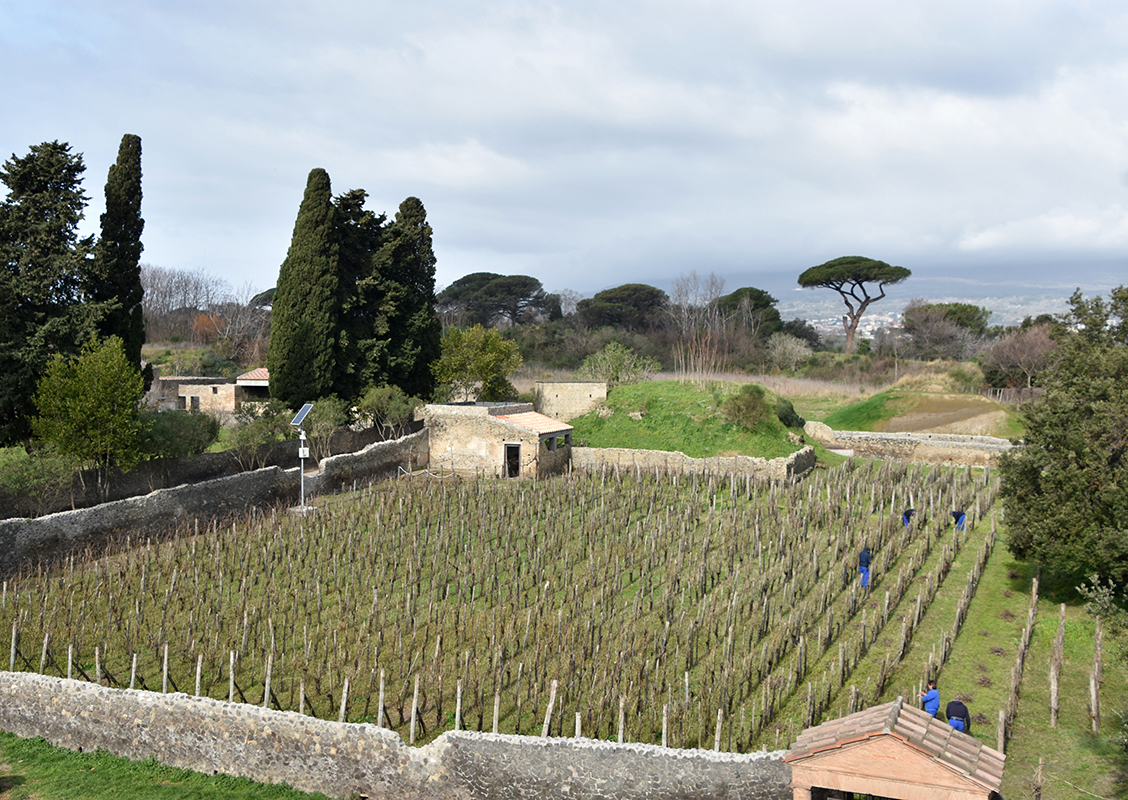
xmin=920 ymin=680 xmax=940 ymax=717
xmin=858 ymin=546 xmax=872 ymax=589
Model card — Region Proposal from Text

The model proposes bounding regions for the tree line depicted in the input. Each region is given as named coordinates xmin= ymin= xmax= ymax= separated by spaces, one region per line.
xmin=0 ymin=137 xmax=146 ymax=448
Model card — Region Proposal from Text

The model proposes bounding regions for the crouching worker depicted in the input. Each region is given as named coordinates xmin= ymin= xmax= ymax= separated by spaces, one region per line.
xmin=946 ymin=697 xmax=971 ymax=733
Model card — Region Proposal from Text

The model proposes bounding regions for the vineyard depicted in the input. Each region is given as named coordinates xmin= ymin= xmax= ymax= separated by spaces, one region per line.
xmin=0 ymin=460 xmax=1007 ymax=754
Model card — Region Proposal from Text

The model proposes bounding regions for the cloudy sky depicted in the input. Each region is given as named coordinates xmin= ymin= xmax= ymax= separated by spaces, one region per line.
xmin=4 ymin=0 xmax=1127 ymax=322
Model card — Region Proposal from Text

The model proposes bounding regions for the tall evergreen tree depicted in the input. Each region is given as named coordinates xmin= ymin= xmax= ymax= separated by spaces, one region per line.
xmin=0 ymin=141 xmax=104 ymax=445
xmin=268 ymin=168 xmax=340 ymax=407
xmin=92 ymin=134 xmax=146 ymax=374
xmin=370 ymin=197 xmax=442 ymax=399
xmin=333 ymin=188 xmax=386 ymax=401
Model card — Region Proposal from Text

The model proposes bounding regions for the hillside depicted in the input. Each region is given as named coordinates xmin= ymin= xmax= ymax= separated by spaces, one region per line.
xmin=819 ymin=389 xmax=1024 ymax=439
xmin=567 ymin=380 xmax=805 ymax=460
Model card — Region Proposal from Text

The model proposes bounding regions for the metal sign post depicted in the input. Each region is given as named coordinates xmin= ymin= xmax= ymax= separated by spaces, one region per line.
xmin=290 ymin=403 xmax=314 ymax=513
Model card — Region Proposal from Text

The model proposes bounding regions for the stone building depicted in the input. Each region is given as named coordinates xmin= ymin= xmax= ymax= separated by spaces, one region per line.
xmin=534 ymin=381 xmax=606 ymax=421
xmin=423 ymin=402 xmax=573 ymax=478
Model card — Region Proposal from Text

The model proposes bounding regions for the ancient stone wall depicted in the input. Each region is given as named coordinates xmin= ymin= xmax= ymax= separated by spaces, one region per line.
xmin=802 ymin=422 xmax=1012 ymax=467
xmin=535 ymin=382 xmax=607 ymax=421
xmin=571 ymin=446 xmax=816 ymax=482
xmin=0 ymin=431 xmax=428 ymax=576
xmin=0 ymin=672 xmax=791 ymax=800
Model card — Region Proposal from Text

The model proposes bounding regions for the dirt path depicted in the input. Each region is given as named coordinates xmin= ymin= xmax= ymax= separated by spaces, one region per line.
xmin=875 ymin=393 xmax=1013 ymax=437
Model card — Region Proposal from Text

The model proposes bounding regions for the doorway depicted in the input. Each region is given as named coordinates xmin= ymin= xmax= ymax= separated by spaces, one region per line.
xmin=505 ymin=444 xmax=520 ymax=478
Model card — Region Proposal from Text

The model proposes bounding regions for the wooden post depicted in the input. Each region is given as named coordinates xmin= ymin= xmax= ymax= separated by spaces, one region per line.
xmin=9 ymin=623 xmax=16 ymax=672
xmin=493 ymin=689 xmax=501 ymax=734
xmin=38 ymin=632 xmax=49 ymax=674
xmin=263 ymin=653 xmax=274 ymax=709
xmin=196 ymin=654 xmax=203 ymax=697
xmin=542 ymin=679 xmax=558 ymax=738
xmin=1090 ymin=671 xmax=1100 ymax=734
xmin=339 ymin=676 xmax=350 ymax=724
xmin=162 ymin=643 xmax=169 ymax=693
xmin=575 ymin=711 xmax=582 ymax=739
xmin=1050 ymin=604 xmax=1064 ymax=727
xmin=130 ymin=653 xmax=138 ymax=690
xmin=377 ymin=669 xmax=385 ymax=728
xmin=67 ymin=645 xmax=73 ymax=680
xmin=714 ymin=708 xmax=724 ymax=751
xmin=229 ymin=651 xmax=236 ymax=703
xmin=514 ymin=664 xmax=522 ymax=735
xmin=95 ymin=646 xmax=101 ymax=685
xmin=662 ymin=703 xmax=669 ymax=747
xmin=455 ymin=678 xmax=463 ymax=732
xmin=299 ymin=677 xmax=306 ymax=715
xmin=618 ymin=696 xmax=626 ymax=743
xmin=409 ymin=676 xmax=419 ymax=743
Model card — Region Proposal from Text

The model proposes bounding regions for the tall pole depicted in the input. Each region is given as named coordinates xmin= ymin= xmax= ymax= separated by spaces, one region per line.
xmin=298 ymin=429 xmax=308 ymax=510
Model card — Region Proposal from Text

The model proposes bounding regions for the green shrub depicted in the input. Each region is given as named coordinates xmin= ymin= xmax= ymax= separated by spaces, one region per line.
xmin=722 ymin=384 xmax=771 ymax=430
xmin=140 ymin=411 xmax=220 ymax=459
xmin=775 ymin=398 xmax=805 ymax=428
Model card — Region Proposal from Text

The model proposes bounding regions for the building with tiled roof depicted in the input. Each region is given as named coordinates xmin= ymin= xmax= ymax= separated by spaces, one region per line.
xmin=423 ymin=402 xmax=573 ymax=478
xmin=784 ymin=696 xmax=1004 ymax=800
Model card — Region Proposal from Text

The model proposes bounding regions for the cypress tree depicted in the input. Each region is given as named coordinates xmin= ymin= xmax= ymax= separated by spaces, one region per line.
xmin=371 ymin=197 xmax=442 ymax=399
xmin=92 ymin=134 xmax=146 ymax=374
xmin=268 ymin=168 xmax=340 ymax=407
xmin=333 ymin=188 xmax=386 ymax=401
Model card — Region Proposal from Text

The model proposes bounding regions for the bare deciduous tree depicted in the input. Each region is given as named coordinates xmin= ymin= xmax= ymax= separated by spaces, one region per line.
xmin=982 ymin=324 xmax=1056 ymax=388
xmin=669 ymin=271 xmax=727 ymax=382
xmin=766 ymin=332 xmax=813 ymax=372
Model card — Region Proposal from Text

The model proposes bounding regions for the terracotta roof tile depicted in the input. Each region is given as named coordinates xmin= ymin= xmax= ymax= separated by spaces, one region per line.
xmin=237 ymin=368 xmax=269 ymax=382
xmin=785 ymin=697 xmax=1005 ymax=792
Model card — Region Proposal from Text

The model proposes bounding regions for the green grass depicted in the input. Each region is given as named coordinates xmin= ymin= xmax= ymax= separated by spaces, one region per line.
xmin=568 ymin=380 xmax=803 ymax=459
xmin=0 ymin=733 xmax=331 ymax=800
xmin=819 ymin=391 xmax=895 ymax=430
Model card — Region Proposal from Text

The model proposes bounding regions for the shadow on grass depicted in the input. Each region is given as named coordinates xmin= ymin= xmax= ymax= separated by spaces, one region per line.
xmin=0 ymin=773 xmax=27 ymax=792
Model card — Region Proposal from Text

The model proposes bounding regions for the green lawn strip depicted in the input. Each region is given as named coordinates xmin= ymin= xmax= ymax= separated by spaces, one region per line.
xmin=0 ymin=732 xmax=332 ymax=800
xmin=999 ymin=593 xmax=1128 ymax=799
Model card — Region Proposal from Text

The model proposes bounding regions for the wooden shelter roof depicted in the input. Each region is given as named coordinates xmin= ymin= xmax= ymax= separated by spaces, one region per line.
xmin=785 ymin=697 xmax=1004 ymax=797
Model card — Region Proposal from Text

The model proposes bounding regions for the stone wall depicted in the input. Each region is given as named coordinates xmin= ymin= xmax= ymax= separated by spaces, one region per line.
xmin=571 ymin=446 xmax=816 ymax=483
xmin=0 ymin=431 xmax=428 ymax=576
xmin=535 ymin=382 xmax=607 ymax=421
xmin=802 ymin=421 xmax=1012 ymax=467
xmin=0 ymin=671 xmax=791 ymax=800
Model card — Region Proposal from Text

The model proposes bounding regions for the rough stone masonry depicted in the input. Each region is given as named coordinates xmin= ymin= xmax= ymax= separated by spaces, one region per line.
xmin=0 ymin=672 xmax=792 ymax=800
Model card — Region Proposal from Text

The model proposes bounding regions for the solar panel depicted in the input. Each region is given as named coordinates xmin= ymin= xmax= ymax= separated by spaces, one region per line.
xmin=290 ymin=403 xmax=314 ymax=427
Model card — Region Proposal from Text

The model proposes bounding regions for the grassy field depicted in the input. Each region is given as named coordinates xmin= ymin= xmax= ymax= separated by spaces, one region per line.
xmin=567 ymin=379 xmax=805 ymax=460
xmin=0 ymin=732 xmax=328 ymax=800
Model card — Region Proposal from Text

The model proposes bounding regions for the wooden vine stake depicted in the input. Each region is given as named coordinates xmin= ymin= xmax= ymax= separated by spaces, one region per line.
xmin=409 ymin=676 xmax=419 ymax=743
xmin=195 ymin=654 xmax=203 ymax=697
xmin=542 ymin=679 xmax=558 ymax=737
xmin=1050 ymin=604 xmax=1065 ymax=727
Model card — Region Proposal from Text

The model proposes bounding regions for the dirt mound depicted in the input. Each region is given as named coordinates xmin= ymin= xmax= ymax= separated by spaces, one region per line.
xmin=876 ymin=394 xmax=1011 ymax=437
